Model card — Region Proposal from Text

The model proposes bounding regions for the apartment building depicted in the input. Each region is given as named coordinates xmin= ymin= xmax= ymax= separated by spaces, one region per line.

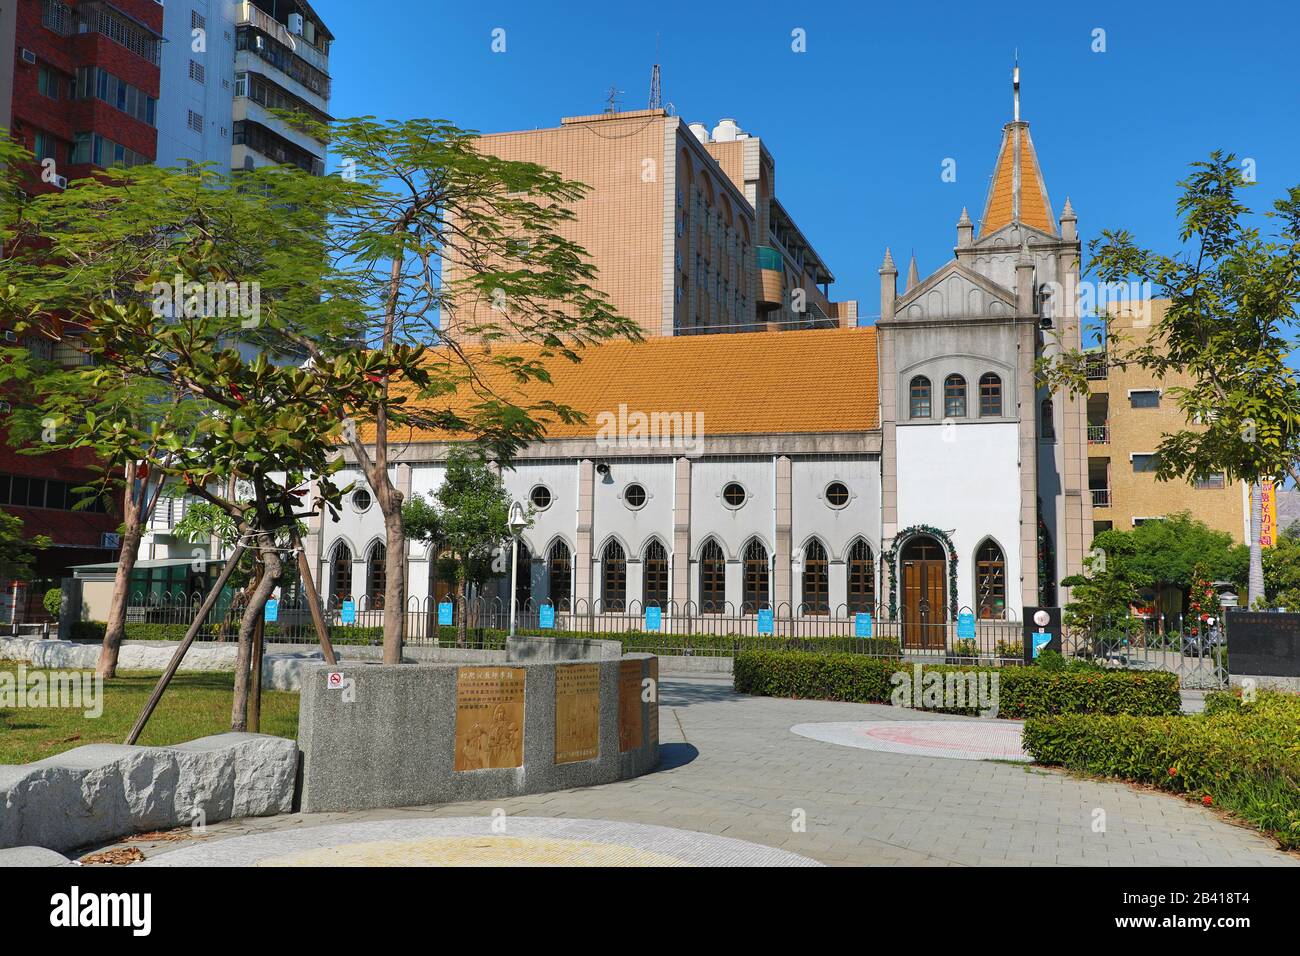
xmin=1086 ymin=299 xmax=1250 ymax=542
xmin=442 ymin=109 xmax=855 ymax=339
xmin=9 ymin=0 xmax=163 ymax=184
xmin=155 ymin=0 xmax=332 ymax=174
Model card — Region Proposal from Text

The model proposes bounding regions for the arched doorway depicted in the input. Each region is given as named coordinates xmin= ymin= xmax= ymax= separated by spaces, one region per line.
xmin=900 ymin=535 xmax=947 ymax=649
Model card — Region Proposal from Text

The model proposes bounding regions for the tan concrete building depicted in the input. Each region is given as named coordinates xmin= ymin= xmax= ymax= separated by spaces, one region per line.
xmin=442 ymin=109 xmax=854 ymax=339
xmin=1087 ymin=299 xmax=1249 ymax=541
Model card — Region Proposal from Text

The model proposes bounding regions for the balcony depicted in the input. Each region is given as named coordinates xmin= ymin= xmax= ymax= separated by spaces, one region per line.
xmin=1091 ymin=488 xmax=1112 ymax=508
xmin=1085 ymin=353 xmax=1108 ymax=380
xmin=1087 ymin=424 xmax=1110 ymax=444
xmin=237 ymin=2 xmax=330 ymax=75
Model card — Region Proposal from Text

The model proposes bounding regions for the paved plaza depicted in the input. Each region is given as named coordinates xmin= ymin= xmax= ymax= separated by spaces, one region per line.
xmin=85 ymin=678 xmax=1297 ymax=867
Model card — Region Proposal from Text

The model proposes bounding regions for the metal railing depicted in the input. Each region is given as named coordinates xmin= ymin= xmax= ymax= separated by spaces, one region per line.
xmin=236 ymin=1 xmax=330 ymax=74
xmin=1091 ymin=488 xmax=1111 ymax=507
xmin=1085 ymin=354 xmax=1108 ymax=379
xmin=118 ymin=593 xmax=1027 ymax=662
xmin=1061 ymin=619 xmax=1227 ymax=689
xmin=1087 ymin=424 xmax=1110 ymax=443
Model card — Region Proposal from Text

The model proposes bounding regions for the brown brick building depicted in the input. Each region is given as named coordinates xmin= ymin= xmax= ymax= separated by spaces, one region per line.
xmin=442 ymin=109 xmax=855 ymax=339
xmin=1087 ymin=299 xmax=1249 ymax=542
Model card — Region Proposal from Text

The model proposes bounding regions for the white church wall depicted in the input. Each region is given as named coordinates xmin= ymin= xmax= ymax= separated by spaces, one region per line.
xmin=791 ymin=457 xmax=882 ymax=611
xmin=895 ymin=422 xmax=1023 ymax=614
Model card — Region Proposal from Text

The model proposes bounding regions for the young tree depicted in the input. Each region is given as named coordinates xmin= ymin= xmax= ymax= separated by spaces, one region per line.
xmin=0 ymin=154 xmax=361 ymax=676
xmin=1041 ymin=152 xmax=1300 ymax=608
xmin=1061 ymin=531 xmax=1150 ymax=648
xmin=288 ymin=117 xmax=640 ymax=664
xmin=73 ymin=275 xmax=403 ymax=728
xmin=430 ymin=449 xmax=513 ymax=646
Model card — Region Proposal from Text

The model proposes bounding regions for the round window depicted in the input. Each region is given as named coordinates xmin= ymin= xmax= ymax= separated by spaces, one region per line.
xmin=352 ymin=488 xmax=372 ymax=512
xmin=624 ymin=483 xmax=647 ymax=509
xmin=722 ymin=482 xmax=746 ymax=507
xmin=826 ymin=482 xmax=850 ymax=507
xmin=530 ymin=485 xmax=552 ymax=510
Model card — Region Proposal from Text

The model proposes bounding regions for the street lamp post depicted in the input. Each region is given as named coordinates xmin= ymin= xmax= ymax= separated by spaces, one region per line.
xmin=507 ymin=501 xmax=528 ymax=638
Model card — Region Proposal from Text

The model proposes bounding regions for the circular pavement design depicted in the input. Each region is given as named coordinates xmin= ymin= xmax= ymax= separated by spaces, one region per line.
xmin=140 ymin=817 xmax=822 ymax=867
xmin=791 ymin=720 xmax=1029 ymax=762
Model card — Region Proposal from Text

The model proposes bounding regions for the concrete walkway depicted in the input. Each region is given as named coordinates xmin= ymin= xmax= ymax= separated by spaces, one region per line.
xmin=83 ymin=678 xmax=1296 ymax=867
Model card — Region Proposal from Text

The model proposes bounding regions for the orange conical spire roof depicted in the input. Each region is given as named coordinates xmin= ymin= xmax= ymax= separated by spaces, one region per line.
xmin=978 ymin=62 xmax=1056 ymax=237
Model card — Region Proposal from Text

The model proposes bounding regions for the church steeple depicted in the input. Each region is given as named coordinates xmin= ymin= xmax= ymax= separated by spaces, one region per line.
xmin=978 ymin=60 xmax=1056 ymax=238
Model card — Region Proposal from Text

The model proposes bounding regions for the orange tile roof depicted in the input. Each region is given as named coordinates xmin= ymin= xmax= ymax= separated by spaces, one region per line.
xmin=359 ymin=326 xmax=879 ymax=445
xmin=980 ymin=123 xmax=1055 ymax=237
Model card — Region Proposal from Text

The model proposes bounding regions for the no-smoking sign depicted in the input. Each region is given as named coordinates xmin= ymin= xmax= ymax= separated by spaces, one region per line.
xmin=327 ymin=671 xmax=345 ymax=689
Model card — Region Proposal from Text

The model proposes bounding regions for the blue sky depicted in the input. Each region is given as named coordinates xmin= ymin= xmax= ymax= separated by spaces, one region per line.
xmin=321 ymin=0 xmax=1300 ymax=321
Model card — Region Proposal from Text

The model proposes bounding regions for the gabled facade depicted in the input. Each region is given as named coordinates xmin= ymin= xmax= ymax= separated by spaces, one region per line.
xmin=876 ymin=85 xmax=1090 ymax=616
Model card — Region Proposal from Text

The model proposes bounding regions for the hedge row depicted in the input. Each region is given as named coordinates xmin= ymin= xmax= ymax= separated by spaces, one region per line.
xmin=732 ymin=650 xmax=1182 ymax=718
xmin=1023 ymin=690 xmax=1300 ymax=849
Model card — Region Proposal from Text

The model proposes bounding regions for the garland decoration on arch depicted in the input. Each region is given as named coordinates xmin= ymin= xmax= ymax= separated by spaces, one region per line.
xmin=882 ymin=524 xmax=959 ymax=621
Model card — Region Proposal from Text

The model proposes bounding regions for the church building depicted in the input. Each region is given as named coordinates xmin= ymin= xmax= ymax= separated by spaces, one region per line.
xmin=304 ymin=78 xmax=1093 ymax=645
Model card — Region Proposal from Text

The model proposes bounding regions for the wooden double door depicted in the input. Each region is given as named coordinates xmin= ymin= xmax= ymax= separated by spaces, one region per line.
xmin=901 ymin=536 xmax=948 ymax=649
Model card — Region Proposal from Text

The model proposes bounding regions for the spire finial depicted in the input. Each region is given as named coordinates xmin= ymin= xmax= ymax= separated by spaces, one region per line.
xmin=880 ymin=247 xmax=897 ymax=273
xmin=957 ymin=206 xmax=972 ymax=226
xmin=906 ymin=251 xmax=920 ymax=292
xmin=1012 ymin=51 xmax=1020 ymax=122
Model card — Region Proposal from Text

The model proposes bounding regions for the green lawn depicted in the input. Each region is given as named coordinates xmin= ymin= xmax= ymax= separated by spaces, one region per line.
xmin=0 ymin=663 xmax=298 ymax=765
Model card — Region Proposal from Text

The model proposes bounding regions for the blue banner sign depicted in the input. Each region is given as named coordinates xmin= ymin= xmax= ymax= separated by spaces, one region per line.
xmin=855 ymin=612 xmax=872 ymax=637
xmin=645 ymin=606 xmax=661 ymax=632
xmin=263 ymin=599 xmax=278 ymax=623
xmin=340 ymin=600 xmax=356 ymax=624
xmin=438 ymin=602 xmax=453 ymax=626
xmin=539 ymin=604 xmax=555 ymax=629
xmin=1032 ymin=632 xmax=1053 ymax=658
xmin=757 ymin=608 xmax=774 ymax=635
xmin=957 ymin=612 xmax=976 ymax=639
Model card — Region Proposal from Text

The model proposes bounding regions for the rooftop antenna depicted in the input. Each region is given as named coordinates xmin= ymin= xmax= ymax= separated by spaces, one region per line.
xmin=604 ymin=83 xmax=623 ymax=114
xmin=649 ymin=34 xmax=662 ymax=110
xmin=1012 ymin=50 xmax=1020 ymax=122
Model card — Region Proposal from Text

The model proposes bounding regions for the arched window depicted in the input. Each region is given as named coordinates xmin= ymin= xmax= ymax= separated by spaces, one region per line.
xmin=643 ymin=540 xmax=668 ymax=609
xmin=330 ymin=542 xmax=352 ymax=607
xmin=548 ymin=541 xmax=572 ymax=611
xmin=909 ymin=375 xmax=931 ymax=419
xmin=699 ymin=540 xmax=726 ymax=612
xmin=742 ymin=539 xmax=769 ymax=613
xmin=944 ymin=374 xmax=967 ymax=418
xmin=1040 ymin=399 xmax=1055 ymax=439
xmin=976 ymin=540 xmax=1007 ymax=619
xmin=979 ymin=373 xmax=1003 ymax=417
xmin=366 ymin=542 xmax=386 ymax=609
xmin=802 ymin=539 xmax=829 ymax=615
xmin=601 ymin=541 xmax=626 ymax=612
xmin=847 ymin=539 xmax=875 ymax=613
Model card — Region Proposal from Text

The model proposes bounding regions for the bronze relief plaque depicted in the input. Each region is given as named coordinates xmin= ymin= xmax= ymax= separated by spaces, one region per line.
xmin=454 ymin=666 xmax=525 ymax=771
xmin=554 ymin=663 xmax=600 ymax=764
xmin=618 ymin=659 xmax=643 ymax=752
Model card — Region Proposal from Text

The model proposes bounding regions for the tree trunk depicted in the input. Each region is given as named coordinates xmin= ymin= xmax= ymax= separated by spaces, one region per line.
xmin=1248 ymin=481 xmax=1264 ymax=608
xmin=380 ymin=503 xmax=406 ymax=664
xmin=97 ymin=461 xmax=145 ymax=679
xmin=231 ymin=550 xmax=279 ymax=732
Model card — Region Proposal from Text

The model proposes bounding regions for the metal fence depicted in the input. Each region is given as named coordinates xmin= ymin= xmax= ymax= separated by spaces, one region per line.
xmin=1060 ymin=621 xmax=1228 ymax=689
xmin=123 ymin=592 xmax=1027 ymax=661
xmin=118 ymin=592 xmax=1229 ymax=687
